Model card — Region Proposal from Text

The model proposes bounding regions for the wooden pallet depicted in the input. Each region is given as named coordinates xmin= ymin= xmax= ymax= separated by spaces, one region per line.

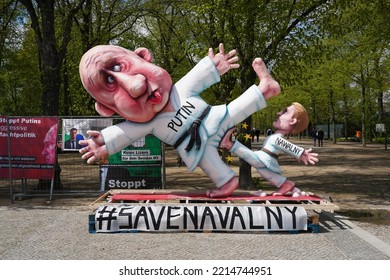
xmin=90 ymin=189 xmax=339 ymax=213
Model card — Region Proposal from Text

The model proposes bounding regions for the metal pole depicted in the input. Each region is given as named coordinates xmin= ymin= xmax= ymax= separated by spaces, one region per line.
xmin=385 ymin=123 xmax=388 ymax=150
xmin=6 ymin=117 xmax=13 ymax=203
xmin=161 ymin=142 xmax=166 ymax=189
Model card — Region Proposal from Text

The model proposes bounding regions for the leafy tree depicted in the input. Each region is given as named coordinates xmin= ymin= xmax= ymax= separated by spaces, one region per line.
xmin=326 ymin=0 xmax=390 ymax=145
xmin=0 ymin=1 xmax=43 ymax=115
xmin=1 ymin=29 xmax=42 ymax=115
xmin=136 ymin=0 xmax=337 ymax=189
xmin=2 ymin=0 xmax=390 ymax=192
xmin=220 ymin=0 xmax=333 ymax=188
xmin=0 ymin=0 xmax=18 ymax=63
xmin=18 ymin=0 xmax=84 ymax=116
xmin=70 ymin=0 xmax=146 ymax=115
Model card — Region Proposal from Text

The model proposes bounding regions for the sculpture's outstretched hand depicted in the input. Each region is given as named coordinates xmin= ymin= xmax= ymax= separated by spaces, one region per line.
xmin=208 ymin=43 xmax=239 ymax=76
xmin=79 ymin=130 xmax=108 ymax=164
xmin=299 ymin=148 xmax=319 ymax=165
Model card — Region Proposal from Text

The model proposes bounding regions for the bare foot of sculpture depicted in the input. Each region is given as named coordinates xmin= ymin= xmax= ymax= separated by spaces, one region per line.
xmin=252 ymin=58 xmax=281 ymax=100
xmin=206 ymin=176 xmax=239 ymax=198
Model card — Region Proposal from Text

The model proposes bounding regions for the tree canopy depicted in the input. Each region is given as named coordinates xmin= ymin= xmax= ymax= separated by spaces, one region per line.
xmin=1 ymin=0 xmax=389 ymax=185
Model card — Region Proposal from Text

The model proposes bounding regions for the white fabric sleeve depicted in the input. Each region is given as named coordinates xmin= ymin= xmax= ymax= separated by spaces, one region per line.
xmin=101 ymin=121 xmax=150 ymax=155
xmin=175 ymin=56 xmax=220 ymax=98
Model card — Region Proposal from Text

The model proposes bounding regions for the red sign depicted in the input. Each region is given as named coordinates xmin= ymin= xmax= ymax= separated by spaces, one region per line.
xmin=0 ymin=117 xmax=58 ymax=179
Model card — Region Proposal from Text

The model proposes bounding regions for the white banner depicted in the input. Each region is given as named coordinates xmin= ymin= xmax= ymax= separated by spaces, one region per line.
xmin=93 ymin=204 xmax=307 ymax=233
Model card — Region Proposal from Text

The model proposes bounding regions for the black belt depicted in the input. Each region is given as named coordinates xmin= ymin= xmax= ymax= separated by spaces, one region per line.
xmin=261 ymin=148 xmax=279 ymax=159
xmin=174 ymin=106 xmax=211 ymax=153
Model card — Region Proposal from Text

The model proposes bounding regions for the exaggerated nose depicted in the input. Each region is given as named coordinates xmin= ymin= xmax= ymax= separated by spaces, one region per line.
xmin=114 ymin=72 xmax=147 ymax=98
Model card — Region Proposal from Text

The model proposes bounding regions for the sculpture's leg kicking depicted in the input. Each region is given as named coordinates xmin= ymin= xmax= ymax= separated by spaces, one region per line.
xmin=205 ymin=58 xmax=280 ymax=198
xmin=226 ymin=58 xmax=280 ymax=127
xmin=196 ymin=145 xmax=238 ymax=198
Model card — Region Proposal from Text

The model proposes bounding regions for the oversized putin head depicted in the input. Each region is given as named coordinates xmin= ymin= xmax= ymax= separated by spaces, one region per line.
xmin=79 ymin=45 xmax=172 ymax=123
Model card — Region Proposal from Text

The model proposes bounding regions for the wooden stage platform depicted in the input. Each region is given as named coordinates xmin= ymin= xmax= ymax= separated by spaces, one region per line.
xmin=90 ymin=189 xmax=339 ymax=213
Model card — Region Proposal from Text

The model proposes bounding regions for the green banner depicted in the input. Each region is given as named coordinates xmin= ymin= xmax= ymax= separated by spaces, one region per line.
xmin=100 ymin=135 xmax=162 ymax=191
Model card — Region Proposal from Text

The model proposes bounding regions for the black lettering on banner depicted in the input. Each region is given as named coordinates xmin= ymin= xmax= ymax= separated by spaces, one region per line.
xmin=230 ymin=207 xmax=246 ymax=229
xmin=96 ymin=206 xmax=117 ymax=230
xmin=134 ymin=206 xmax=150 ymax=230
xmin=200 ymin=206 xmax=216 ymax=229
xmin=284 ymin=206 xmax=298 ymax=229
xmin=147 ymin=206 xmax=166 ymax=230
xmin=167 ymin=206 xmax=180 ymax=229
xmin=248 ymin=207 xmax=265 ymax=229
xmin=214 ymin=207 xmax=231 ymax=229
xmin=95 ymin=205 xmax=306 ymax=232
xmin=265 ymin=207 xmax=283 ymax=229
xmin=118 ymin=207 xmax=134 ymax=229
xmin=183 ymin=206 xmax=198 ymax=230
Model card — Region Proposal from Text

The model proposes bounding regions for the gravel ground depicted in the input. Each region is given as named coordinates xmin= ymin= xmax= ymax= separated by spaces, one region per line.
xmin=0 ymin=203 xmax=389 ymax=260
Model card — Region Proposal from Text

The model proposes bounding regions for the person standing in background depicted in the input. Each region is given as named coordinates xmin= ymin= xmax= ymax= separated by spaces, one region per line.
xmin=317 ymin=128 xmax=324 ymax=147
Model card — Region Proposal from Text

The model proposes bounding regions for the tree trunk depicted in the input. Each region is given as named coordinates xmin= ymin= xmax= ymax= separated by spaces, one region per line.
xmin=329 ymin=87 xmax=337 ymax=144
xmin=361 ymin=70 xmax=367 ymax=147
xmin=19 ymin=0 xmax=60 ymax=116
xmin=228 ymin=2 xmax=257 ymax=189
xmin=63 ymin=56 xmax=70 ymax=116
xmin=237 ymin=52 xmax=257 ymax=189
xmin=19 ymin=0 xmax=83 ymax=116
xmin=41 ymin=51 xmax=61 ymax=116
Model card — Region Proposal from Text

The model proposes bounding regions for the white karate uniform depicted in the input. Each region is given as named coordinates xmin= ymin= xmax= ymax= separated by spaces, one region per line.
xmin=102 ymin=56 xmax=267 ymax=187
xmin=230 ymin=133 xmax=304 ymax=187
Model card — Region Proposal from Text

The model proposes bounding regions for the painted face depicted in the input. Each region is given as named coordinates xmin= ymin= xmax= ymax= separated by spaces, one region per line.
xmin=42 ymin=124 xmax=57 ymax=164
xmin=79 ymin=45 xmax=172 ymax=123
xmin=272 ymin=105 xmax=296 ymax=132
xmin=70 ymin=129 xmax=77 ymax=140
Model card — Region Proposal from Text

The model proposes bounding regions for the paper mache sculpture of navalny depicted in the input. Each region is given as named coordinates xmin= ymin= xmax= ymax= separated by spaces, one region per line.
xmin=78 ymin=43 xmax=281 ymax=198
xmin=220 ymin=102 xmax=319 ymax=197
